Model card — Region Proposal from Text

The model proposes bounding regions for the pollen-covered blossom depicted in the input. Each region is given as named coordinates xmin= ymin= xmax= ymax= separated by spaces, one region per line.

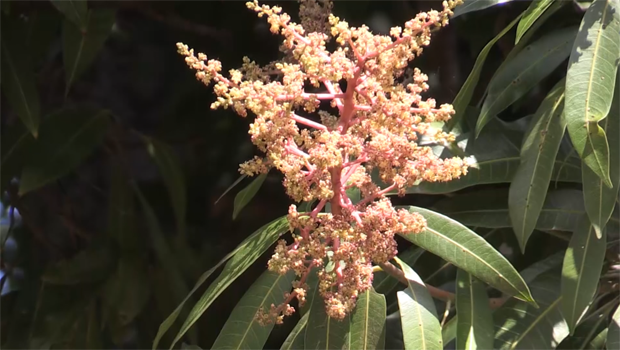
xmin=177 ymin=0 xmax=467 ymax=323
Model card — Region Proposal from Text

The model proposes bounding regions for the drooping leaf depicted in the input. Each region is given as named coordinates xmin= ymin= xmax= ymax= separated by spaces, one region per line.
xmin=509 ymin=80 xmax=567 ymax=252
xmin=442 ymin=315 xmax=458 ymax=347
xmin=398 ymin=206 xmax=535 ymax=304
xmin=304 ymin=277 xmax=351 ymax=350
xmin=447 ymin=13 xmax=522 ymax=130
xmin=515 ymin=0 xmax=555 ymax=44
xmin=233 ymin=173 xmax=268 ymax=220
xmin=564 ymin=0 xmax=620 ymax=185
xmin=452 ymin=0 xmax=514 ymax=19
xmin=493 ymin=269 xmax=569 ymax=349
xmin=143 ymin=137 xmax=187 ymax=237
xmin=1 ymin=122 xmax=35 ymax=193
xmin=211 ymin=270 xmax=295 ymax=350
xmin=63 ymin=10 xmax=116 ymax=96
xmin=215 ymin=174 xmax=247 ymax=204
xmin=582 ymin=72 xmax=620 ymax=238
xmin=1 ymin=17 xmax=41 ymax=138
xmin=394 ymin=257 xmax=442 ymax=350
xmin=281 ymin=313 xmax=308 ymax=350
xmin=433 ymin=188 xmax=620 ymax=234
xmin=557 ymin=299 xmax=616 ymax=349
xmin=19 ymin=108 xmax=111 ymax=195
xmin=373 ymin=246 xmax=424 ymax=295
xmin=102 ymin=257 xmax=150 ymax=326
xmin=161 ymin=216 xmax=290 ymax=350
xmin=349 ymin=289 xmax=386 ymax=350
xmin=42 ymin=244 xmax=115 ymax=285
xmin=518 ymin=250 xmax=566 ymax=284
xmin=561 ymin=216 xmax=607 ymax=333
xmin=476 ymin=26 xmax=577 ymax=136
xmin=455 ymin=269 xmax=494 ymax=350
xmin=607 ymin=303 xmax=620 ymax=350
xmin=50 ymin=0 xmax=88 ymax=28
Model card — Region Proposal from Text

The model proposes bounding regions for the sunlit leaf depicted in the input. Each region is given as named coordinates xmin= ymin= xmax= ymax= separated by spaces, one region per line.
xmin=442 ymin=315 xmax=458 ymax=347
xmin=394 ymin=257 xmax=442 ymax=350
xmin=398 ymin=207 xmax=535 ymax=304
xmin=143 ymin=137 xmax=187 ymax=237
xmin=212 ymin=270 xmax=295 ymax=350
xmin=233 ymin=173 xmax=268 ymax=220
xmin=160 ymin=216 xmax=290 ymax=350
xmin=607 ymin=303 xmax=620 ymax=350
xmin=373 ymin=246 xmax=424 ymax=295
xmin=509 ymin=80 xmax=566 ymax=252
xmin=63 ymin=10 xmax=115 ymax=96
xmin=447 ymin=13 xmax=522 ymax=130
xmin=349 ymin=289 xmax=386 ymax=350
xmin=50 ymin=0 xmax=87 ymax=28
xmin=515 ymin=0 xmax=554 ymax=44
xmin=19 ymin=108 xmax=111 ymax=195
xmin=564 ymin=0 xmax=620 ymax=185
xmin=452 ymin=0 xmax=514 ymax=19
xmin=476 ymin=26 xmax=577 ymax=136
xmin=561 ymin=217 xmax=607 ymax=333
xmin=557 ymin=299 xmax=616 ymax=349
xmin=494 ymin=269 xmax=569 ymax=349
xmin=455 ymin=269 xmax=494 ymax=350
xmin=281 ymin=313 xmax=308 ymax=350
xmin=1 ymin=17 xmax=40 ymax=138
xmin=304 ymin=277 xmax=351 ymax=350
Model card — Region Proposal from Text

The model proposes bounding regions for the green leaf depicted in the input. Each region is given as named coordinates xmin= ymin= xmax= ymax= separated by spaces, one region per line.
xmin=394 ymin=257 xmax=442 ymax=350
xmin=62 ymin=10 xmax=115 ymax=96
xmin=515 ymin=0 xmax=555 ymax=44
xmin=398 ymin=206 xmax=535 ymax=304
xmin=452 ymin=0 xmax=514 ymax=19
xmin=42 ymin=244 xmax=116 ymax=285
xmin=1 ymin=122 xmax=35 ymax=192
xmin=493 ymin=269 xmax=569 ymax=349
xmin=518 ymin=250 xmax=566 ymax=284
xmin=455 ymin=269 xmax=494 ymax=350
xmin=304 ymin=278 xmax=351 ymax=350
xmin=349 ymin=289 xmax=386 ymax=350
xmin=215 ymin=174 xmax=247 ymax=204
xmin=442 ymin=316 xmax=458 ymax=347
xmin=561 ymin=217 xmax=607 ymax=333
xmin=19 ymin=108 xmax=111 ymax=195
xmin=509 ymin=80 xmax=567 ymax=252
xmin=50 ymin=0 xmax=88 ymax=29
xmin=607 ymin=303 xmax=620 ymax=350
xmin=476 ymin=26 xmax=578 ymax=136
xmin=433 ymin=188 xmax=620 ymax=233
xmin=212 ymin=270 xmax=295 ymax=350
xmin=565 ymin=0 xmax=620 ymax=185
xmin=181 ymin=344 xmax=202 ymax=350
xmin=233 ymin=173 xmax=268 ymax=220
xmin=143 ymin=137 xmax=187 ymax=237
xmin=1 ymin=17 xmax=41 ymax=138
xmin=107 ymin=163 xmax=141 ymax=253
xmin=373 ymin=246 xmax=424 ymax=295
xmin=163 ymin=216 xmax=290 ymax=350
xmin=102 ymin=257 xmax=150 ymax=326
xmin=557 ymin=299 xmax=616 ymax=349
xmin=281 ymin=313 xmax=308 ymax=350
xmin=582 ymin=72 xmax=620 ymax=238
xmin=447 ymin=13 xmax=522 ymax=130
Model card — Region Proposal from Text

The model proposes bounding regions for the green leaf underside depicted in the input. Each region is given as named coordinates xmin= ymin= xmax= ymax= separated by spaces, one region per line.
xmin=561 ymin=217 xmax=607 ymax=333
xmin=143 ymin=137 xmax=187 ymax=237
xmin=564 ymin=0 xmax=620 ymax=184
xmin=233 ymin=173 xmax=268 ymax=220
xmin=494 ymin=269 xmax=569 ymax=349
xmin=509 ymin=80 xmax=567 ymax=253
xmin=304 ymin=275 xmax=351 ymax=350
xmin=280 ymin=313 xmax=308 ymax=350
xmin=515 ymin=0 xmax=554 ymax=44
xmin=1 ymin=17 xmax=40 ymax=138
xmin=159 ymin=216 xmax=290 ymax=350
xmin=19 ymin=108 xmax=111 ymax=195
xmin=433 ymin=188 xmax=620 ymax=234
xmin=395 ymin=257 xmax=442 ymax=350
xmin=455 ymin=269 xmax=494 ymax=350
xmin=582 ymin=71 xmax=620 ymax=238
xmin=211 ymin=270 xmax=295 ymax=350
xmin=349 ymin=289 xmax=386 ymax=350
xmin=63 ymin=10 xmax=115 ymax=96
xmin=476 ymin=26 xmax=577 ymax=136
xmin=452 ymin=0 xmax=515 ymax=19
xmin=607 ymin=304 xmax=620 ymax=350
xmin=398 ymin=207 xmax=534 ymax=304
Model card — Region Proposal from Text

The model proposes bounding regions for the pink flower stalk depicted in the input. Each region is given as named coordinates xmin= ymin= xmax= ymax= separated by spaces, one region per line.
xmin=177 ymin=0 xmax=468 ymax=323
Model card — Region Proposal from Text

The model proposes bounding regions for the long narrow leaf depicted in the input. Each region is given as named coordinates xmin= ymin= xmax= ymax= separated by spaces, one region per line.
xmin=515 ymin=0 xmax=554 ymax=44
xmin=455 ymin=269 xmax=494 ymax=350
xmin=373 ymin=246 xmax=424 ymax=295
xmin=394 ymin=257 xmax=442 ymax=350
xmin=452 ymin=0 xmax=514 ymax=19
xmin=304 ymin=278 xmax=351 ymax=350
xmin=398 ymin=207 xmax=535 ymax=304
xmin=281 ymin=313 xmax=308 ymax=350
xmin=561 ymin=216 xmax=607 ymax=333
xmin=607 ymin=303 xmax=620 ymax=350
xmin=349 ymin=289 xmax=386 ymax=350
xmin=564 ymin=0 xmax=620 ymax=185
xmin=233 ymin=173 xmax=268 ymax=220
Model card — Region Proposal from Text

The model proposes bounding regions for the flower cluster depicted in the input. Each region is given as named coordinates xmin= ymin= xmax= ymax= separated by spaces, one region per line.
xmin=178 ymin=0 xmax=468 ymax=322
